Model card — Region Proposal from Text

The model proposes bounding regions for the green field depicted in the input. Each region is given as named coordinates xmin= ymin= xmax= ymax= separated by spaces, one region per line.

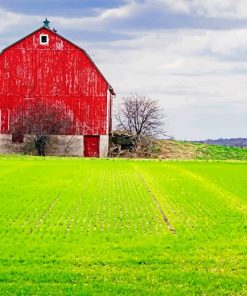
xmin=0 ymin=157 xmax=246 ymax=295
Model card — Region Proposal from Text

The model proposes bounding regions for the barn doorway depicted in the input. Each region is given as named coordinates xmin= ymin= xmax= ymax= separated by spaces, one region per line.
xmin=84 ymin=136 xmax=100 ymax=157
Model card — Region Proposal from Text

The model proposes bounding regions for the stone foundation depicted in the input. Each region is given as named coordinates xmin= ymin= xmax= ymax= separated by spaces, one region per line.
xmin=0 ymin=134 xmax=109 ymax=157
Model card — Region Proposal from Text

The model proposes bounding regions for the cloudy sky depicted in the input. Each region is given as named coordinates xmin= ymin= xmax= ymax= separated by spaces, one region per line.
xmin=1 ymin=0 xmax=247 ymax=140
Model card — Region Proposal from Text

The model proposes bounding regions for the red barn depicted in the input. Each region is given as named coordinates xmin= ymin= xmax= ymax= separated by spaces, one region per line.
xmin=0 ymin=19 xmax=115 ymax=157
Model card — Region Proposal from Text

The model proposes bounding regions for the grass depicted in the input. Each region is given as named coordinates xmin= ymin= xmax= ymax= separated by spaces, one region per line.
xmin=0 ymin=156 xmax=246 ymax=295
xmin=153 ymin=140 xmax=247 ymax=160
xmin=195 ymin=143 xmax=247 ymax=160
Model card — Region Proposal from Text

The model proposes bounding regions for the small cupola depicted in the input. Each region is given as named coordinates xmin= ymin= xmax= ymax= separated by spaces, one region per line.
xmin=43 ymin=18 xmax=50 ymax=29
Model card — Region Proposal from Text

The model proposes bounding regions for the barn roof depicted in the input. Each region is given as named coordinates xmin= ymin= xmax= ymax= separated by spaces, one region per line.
xmin=0 ymin=25 xmax=116 ymax=96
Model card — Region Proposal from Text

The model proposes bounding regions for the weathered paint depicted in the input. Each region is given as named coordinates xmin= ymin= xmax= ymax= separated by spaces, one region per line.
xmin=0 ymin=109 xmax=9 ymax=132
xmin=0 ymin=25 xmax=115 ymax=156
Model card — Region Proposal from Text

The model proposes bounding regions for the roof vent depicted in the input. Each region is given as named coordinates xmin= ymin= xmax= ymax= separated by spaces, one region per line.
xmin=43 ymin=18 xmax=50 ymax=28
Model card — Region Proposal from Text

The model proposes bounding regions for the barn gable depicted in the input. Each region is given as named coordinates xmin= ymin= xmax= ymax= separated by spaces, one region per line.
xmin=0 ymin=20 xmax=115 ymax=157
xmin=0 ymin=26 xmax=115 ymax=96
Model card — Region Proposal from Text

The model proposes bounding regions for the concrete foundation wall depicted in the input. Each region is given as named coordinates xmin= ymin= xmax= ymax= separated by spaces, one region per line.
xmin=0 ymin=134 xmax=109 ymax=157
xmin=100 ymin=135 xmax=109 ymax=158
xmin=46 ymin=135 xmax=84 ymax=156
xmin=0 ymin=134 xmax=24 ymax=154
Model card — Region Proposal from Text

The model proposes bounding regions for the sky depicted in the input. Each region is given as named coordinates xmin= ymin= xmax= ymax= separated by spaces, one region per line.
xmin=1 ymin=0 xmax=247 ymax=140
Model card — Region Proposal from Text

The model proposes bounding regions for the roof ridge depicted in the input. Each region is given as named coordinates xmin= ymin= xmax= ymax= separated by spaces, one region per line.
xmin=0 ymin=26 xmax=115 ymax=95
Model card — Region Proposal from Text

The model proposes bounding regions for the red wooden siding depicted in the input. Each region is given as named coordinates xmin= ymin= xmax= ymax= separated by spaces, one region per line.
xmin=84 ymin=136 xmax=99 ymax=157
xmin=0 ymin=27 xmax=114 ymax=136
xmin=0 ymin=109 xmax=9 ymax=133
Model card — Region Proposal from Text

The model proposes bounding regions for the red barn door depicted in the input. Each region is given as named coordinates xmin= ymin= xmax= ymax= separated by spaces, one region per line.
xmin=84 ymin=136 xmax=100 ymax=157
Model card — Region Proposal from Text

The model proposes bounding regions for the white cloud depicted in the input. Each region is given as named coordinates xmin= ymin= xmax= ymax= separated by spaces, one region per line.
xmin=161 ymin=0 xmax=190 ymax=14
xmin=0 ymin=9 xmax=25 ymax=33
xmin=190 ymin=0 xmax=247 ymax=19
xmin=126 ymin=0 xmax=247 ymax=19
xmin=159 ymin=0 xmax=247 ymax=19
xmin=1 ymin=3 xmax=247 ymax=139
xmin=49 ymin=1 xmax=141 ymax=30
xmin=90 ymin=29 xmax=247 ymax=106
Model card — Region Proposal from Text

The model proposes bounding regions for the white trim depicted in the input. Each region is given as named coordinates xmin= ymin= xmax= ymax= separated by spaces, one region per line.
xmin=40 ymin=34 xmax=49 ymax=45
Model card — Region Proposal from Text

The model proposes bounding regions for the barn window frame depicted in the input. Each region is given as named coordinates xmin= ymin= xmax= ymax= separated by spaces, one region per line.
xmin=40 ymin=34 xmax=49 ymax=45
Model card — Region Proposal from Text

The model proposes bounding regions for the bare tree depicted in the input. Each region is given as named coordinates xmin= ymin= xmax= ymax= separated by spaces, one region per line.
xmin=63 ymin=121 xmax=90 ymax=155
xmin=10 ymin=100 xmax=73 ymax=156
xmin=116 ymin=94 xmax=166 ymax=140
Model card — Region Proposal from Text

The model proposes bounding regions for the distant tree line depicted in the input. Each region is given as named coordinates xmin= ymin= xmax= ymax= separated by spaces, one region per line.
xmin=194 ymin=138 xmax=247 ymax=148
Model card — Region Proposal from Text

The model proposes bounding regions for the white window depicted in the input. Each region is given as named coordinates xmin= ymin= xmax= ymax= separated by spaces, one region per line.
xmin=40 ymin=34 xmax=49 ymax=45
